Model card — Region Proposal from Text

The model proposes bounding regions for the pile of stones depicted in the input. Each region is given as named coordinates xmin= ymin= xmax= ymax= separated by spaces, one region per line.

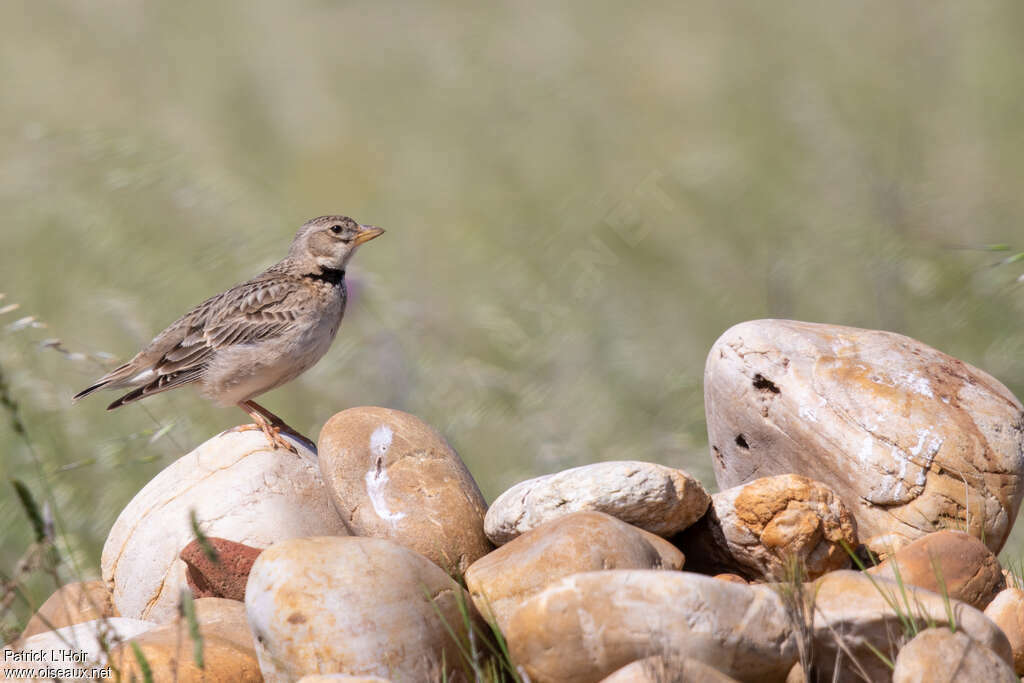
xmin=5 ymin=319 xmax=1024 ymax=682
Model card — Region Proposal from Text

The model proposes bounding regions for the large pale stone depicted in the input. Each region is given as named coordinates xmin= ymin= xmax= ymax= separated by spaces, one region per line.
xmin=810 ymin=570 xmax=1013 ymax=682
xmin=705 ymin=320 xmax=1024 ymax=554
xmin=110 ymin=598 xmax=260 ymax=682
xmin=21 ymin=580 xmax=115 ymax=640
xmin=600 ymin=656 xmax=740 ymax=682
xmin=101 ymin=430 xmax=348 ymax=623
xmin=866 ymin=530 xmax=1004 ymax=610
xmin=318 ymin=407 xmax=491 ymax=577
xmin=485 ymin=461 xmax=710 ymax=545
xmin=676 ymin=474 xmax=856 ymax=580
xmin=245 ymin=536 xmax=480 ymax=682
xmin=892 ymin=627 xmax=1017 ymax=683
xmin=505 ymin=570 xmax=797 ymax=683
xmin=466 ymin=511 xmax=684 ymax=632
xmin=984 ymin=588 xmax=1024 ymax=674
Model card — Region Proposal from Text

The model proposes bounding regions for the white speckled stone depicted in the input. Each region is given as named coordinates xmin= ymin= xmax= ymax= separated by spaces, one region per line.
xmin=485 ymin=461 xmax=710 ymax=545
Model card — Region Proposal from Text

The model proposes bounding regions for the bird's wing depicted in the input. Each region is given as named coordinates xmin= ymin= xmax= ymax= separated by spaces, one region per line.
xmin=148 ymin=273 xmax=306 ymax=375
xmin=75 ymin=273 xmax=307 ymax=405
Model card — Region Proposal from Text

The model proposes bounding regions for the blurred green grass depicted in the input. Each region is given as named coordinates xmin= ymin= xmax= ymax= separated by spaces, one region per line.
xmin=3 ymin=0 xmax=1024 ymax=628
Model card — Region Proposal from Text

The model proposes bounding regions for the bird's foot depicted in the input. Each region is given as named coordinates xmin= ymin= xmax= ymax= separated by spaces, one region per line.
xmin=263 ymin=424 xmax=300 ymax=455
xmin=221 ymin=422 xmax=300 ymax=454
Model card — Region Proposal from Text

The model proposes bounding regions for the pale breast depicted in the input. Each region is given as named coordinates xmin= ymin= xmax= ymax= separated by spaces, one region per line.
xmin=200 ymin=285 xmax=346 ymax=405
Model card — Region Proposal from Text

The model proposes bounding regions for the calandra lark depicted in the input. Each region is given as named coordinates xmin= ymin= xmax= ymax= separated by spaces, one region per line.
xmin=74 ymin=215 xmax=384 ymax=453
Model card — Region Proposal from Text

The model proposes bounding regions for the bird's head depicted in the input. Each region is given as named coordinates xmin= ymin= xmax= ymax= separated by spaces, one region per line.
xmin=289 ymin=215 xmax=385 ymax=272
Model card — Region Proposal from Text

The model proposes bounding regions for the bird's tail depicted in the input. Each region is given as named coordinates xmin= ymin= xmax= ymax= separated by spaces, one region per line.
xmin=72 ymin=362 xmax=140 ymax=402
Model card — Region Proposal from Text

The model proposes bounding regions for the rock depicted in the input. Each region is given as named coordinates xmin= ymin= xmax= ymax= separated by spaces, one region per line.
xmin=465 ymin=511 xmax=684 ymax=631
xmin=297 ymin=677 xmax=392 ymax=683
xmin=20 ymin=580 xmax=116 ymax=640
xmin=3 ymin=617 xmax=155 ymax=672
xmin=245 ymin=536 xmax=481 ymax=682
xmin=984 ymin=588 xmax=1024 ymax=674
xmin=505 ymin=570 xmax=797 ymax=683
xmin=675 ymin=474 xmax=856 ymax=580
xmin=892 ymin=627 xmax=1017 ymax=683
xmin=181 ymin=537 xmax=263 ymax=601
xmin=866 ymin=530 xmax=1004 ymax=610
xmin=318 ymin=407 xmax=491 ymax=577
xmin=102 ymin=430 xmax=348 ymax=622
xmin=110 ymin=598 xmax=260 ymax=682
xmin=600 ymin=656 xmax=740 ymax=682
xmin=809 ymin=570 xmax=1013 ymax=682
xmin=705 ymin=319 xmax=1024 ymax=555
xmin=714 ymin=573 xmax=748 ymax=584
xmin=485 ymin=461 xmax=710 ymax=545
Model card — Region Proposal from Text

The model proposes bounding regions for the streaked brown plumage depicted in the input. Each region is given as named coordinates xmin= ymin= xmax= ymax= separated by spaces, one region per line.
xmin=74 ymin=215 xmax=384 ymax=452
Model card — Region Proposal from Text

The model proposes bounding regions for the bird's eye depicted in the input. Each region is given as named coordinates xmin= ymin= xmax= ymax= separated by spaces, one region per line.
xmin=330 ymin=225 xmax=343 ymax=234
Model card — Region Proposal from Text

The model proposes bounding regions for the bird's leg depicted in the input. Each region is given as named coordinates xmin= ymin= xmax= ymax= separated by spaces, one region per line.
xmin=233 ymin=401 xmax=300 ymax=454
xmin=237 ymin=400 xmax=316 ymax=453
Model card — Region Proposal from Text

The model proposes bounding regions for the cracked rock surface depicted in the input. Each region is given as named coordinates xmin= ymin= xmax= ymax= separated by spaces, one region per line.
xmin=705 ymin=319 xmax=1024 ymax=555
xmin=317 ymin=406 xmax=492 ymax=578
xmin=101 ymin=430 xmax=348 ymax=622
xmin=675 ymin=473 xmax=857 ymax=580
xmin=245 ymin=536 xmax=479 ymax=682
xmin=485 ymin=460 xmax=710 ymax=545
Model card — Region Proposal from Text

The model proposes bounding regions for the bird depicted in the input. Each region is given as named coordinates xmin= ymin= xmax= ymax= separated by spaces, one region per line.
xmin=73 ymin=215 xmax=384 ymax=453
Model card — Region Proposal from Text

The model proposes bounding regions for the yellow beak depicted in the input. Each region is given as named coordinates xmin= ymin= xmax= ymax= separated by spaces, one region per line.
xmin=353 ymin=225 xmax=385 ymax=245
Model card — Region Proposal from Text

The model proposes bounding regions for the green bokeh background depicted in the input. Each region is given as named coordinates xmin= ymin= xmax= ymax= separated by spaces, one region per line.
xmin=2 ymin=1 xmax=1024 ymax=627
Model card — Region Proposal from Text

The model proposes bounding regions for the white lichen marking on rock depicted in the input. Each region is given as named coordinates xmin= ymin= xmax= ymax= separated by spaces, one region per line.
xmin=365 ymin=425 xmax=405 ymax=523
xmin=895 ymin=370 xmax=935 ymax=398
xmin=859 ymin=435 xmax=874 ymax=465
xmin=799 ymin=402 xmax=818 ymax=423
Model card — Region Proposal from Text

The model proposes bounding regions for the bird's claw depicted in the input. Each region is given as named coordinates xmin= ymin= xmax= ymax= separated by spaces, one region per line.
xmin=222 ymin=422 xmax=299 ymax=454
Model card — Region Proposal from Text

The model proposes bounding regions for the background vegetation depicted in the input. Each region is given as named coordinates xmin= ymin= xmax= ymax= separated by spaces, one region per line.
xmin=2 ymin=1 xmax=1024 ymax=632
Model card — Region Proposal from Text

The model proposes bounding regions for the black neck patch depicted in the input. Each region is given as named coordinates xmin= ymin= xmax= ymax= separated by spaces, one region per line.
xmin=305 ymin=267 xmax=345 ymax=286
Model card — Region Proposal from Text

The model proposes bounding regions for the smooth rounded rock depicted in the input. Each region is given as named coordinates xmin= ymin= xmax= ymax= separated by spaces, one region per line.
xmin=984 ymin=588 xmax=1024 ymax=674
xmin=714 ymin=573 xmax=748 ymax=584
xmin=892 ymin=627 xmax=1017 ymax=683
xmin=245 ymin=536 xmax=480 ymax=682
xmin=102 ymin=430 xmax=348 ymax=622
xmin=318 ymin=407 xmax=491 ymax=578
xmin=505 ymin=570 xmax=797 ymax=683
xmin=809 ymin=570 xmax=1013 ymax=682
xmin=705 ymin=320 xmax=1024 ymax=555
xmin=676 ymin=474 xmax=856 ymax=580
xmin=485 ymin=460 xmax=710 ymax=545
xmin=600 ymin=656 xmax=740 ymax=682
xmin=465 ymin=511 xmax=684 ymax=631
xmin=297 ymin=677 xmax=392 ymax=683
xmin=866 ymin=529 xmax=1004 ymax=610
xmin=21 ymin=580 xmax=115 ymax=640
xmin=110 ymin=598 xmax=260 ymax=682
